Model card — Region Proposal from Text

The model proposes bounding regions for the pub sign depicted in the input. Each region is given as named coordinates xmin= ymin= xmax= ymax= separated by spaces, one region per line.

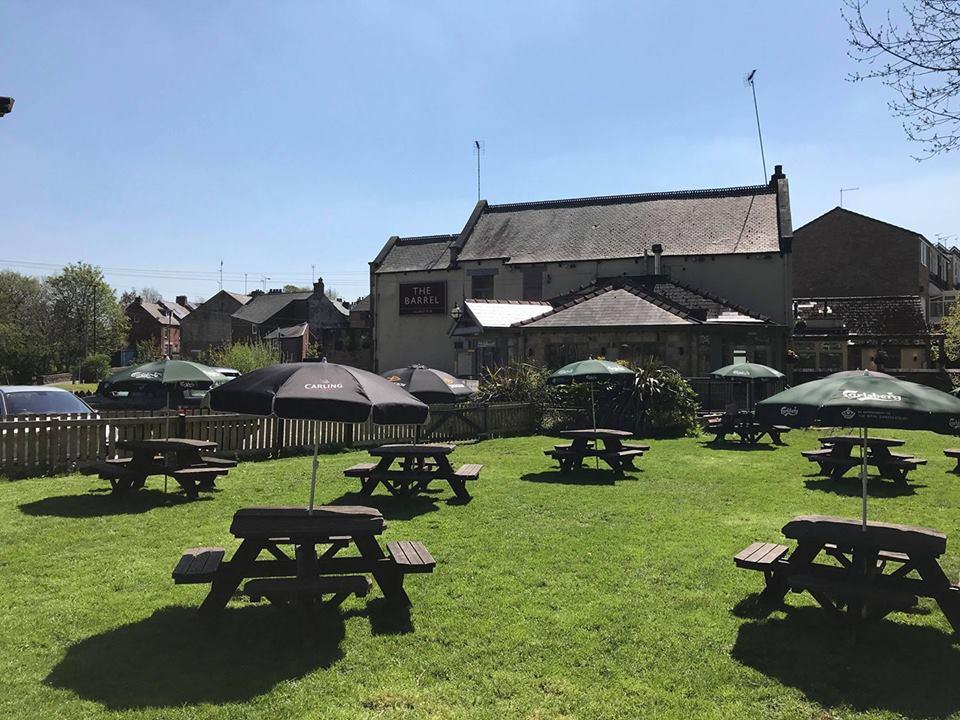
xmin=399 ymin=281 xmax=447 ymax=315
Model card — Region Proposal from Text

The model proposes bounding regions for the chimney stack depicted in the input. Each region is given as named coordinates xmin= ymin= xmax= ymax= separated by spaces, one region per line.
xmin=175 ymin=295 xmax=187 ymax=307
xmin=651 ymin=244 xmax=663 ymax=275
xmin=314 ymin=277 xmax=325 ymax=297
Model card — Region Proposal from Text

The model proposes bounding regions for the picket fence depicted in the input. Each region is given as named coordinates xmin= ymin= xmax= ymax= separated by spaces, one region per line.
xmin=0 ymin=402 xmax=538 ymax=478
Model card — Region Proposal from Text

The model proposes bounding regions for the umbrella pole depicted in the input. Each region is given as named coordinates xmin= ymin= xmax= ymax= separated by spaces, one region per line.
xmin=309 ymin=420 xmax=319 ymax=513
xmin=163 ymin=387 xmax=170 ymax=494
xmin=591 ymin=384 xmax=599 ymax=470
xmin=861 ymin=425 xmax=868 ymax=531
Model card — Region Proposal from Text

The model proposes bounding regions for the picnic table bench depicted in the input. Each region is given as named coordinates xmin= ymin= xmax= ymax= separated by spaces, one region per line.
xmin=804 ymin=436 xmax=927 ymax=482
xmin=702 ymin=411 xmax=790 ymax=445
xmin=543 ymin=429 xmax=648 ymax=472
xmin=343 ymin=444 xmax=481 ymax=501
xmin=944 ymin=449 xmax=960 ymax=473
xmin=174 ymin=505 xmax=434 ymax=614
xmin=80 ymin=438 xmax=235 ymax=498
xmin=735 ymin=514 xmax=960 ymax=636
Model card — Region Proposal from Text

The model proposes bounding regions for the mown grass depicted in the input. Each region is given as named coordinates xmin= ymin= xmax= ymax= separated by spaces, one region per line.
xmin=3 ymin=430 xmax=960 ymax=719
xmin=50 ymin=383 xmax=99 ymax=393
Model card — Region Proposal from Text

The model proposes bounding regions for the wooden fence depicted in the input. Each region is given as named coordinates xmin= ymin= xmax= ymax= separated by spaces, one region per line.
xmin=0 ymin=402 xmax=537 ymax=478
xmin=686 ymin=377 xmax=787 ymax=413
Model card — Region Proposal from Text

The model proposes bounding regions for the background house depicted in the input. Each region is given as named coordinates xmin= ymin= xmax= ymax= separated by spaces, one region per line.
xmin=180 ymin=290 xmax=251 ymax=359
xmin=125 ymin=295 xmax=193 ymax=358
xmin=371 ymin=167 xmax=793 ymax=376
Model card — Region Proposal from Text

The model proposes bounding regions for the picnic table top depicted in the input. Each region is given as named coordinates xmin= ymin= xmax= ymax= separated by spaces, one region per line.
xmin=229 ymin=505 xmax=385 ymax=538
xmin=117 ymin=437 xmax=218 ymax=451
xmin=782 ymin=514 xmax=946 ymax=556
xmin=559 ymin=429 xmax=634 ymax=439
xmin=818 ymin=435 xmax=905 ymax=447
xmin=368 ymin=443 xmax=455 ymax=457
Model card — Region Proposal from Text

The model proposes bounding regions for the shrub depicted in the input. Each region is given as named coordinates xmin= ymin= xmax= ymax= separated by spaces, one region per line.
xmin=78 ymin=354 xmax=111 ymax=383
xmin=204 ymin=341 xmax=279 ymax=374
xmin=600 ymin=361 xmax=699 ymax=437
xmin=134 ymin=339 xmax=158 ymax=364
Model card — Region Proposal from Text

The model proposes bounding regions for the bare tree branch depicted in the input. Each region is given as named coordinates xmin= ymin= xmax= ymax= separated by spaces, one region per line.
xmin=844 ymin=0 xmax=960 ymax=158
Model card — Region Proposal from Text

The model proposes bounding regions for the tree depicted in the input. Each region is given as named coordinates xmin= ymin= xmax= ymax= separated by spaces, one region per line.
xmin=118 ymin=287 xmax=161 ymax=307
xmin=845 ymin=0 xmax=960 ymax=157
xmin=203 ymin=341 xmax=279 ymax=374
xmin=45 ymin=263 xmax=129 ymax=372
xmin=283 ymin=284 xmax=310 ymax=293
xmin=0 ymin=271 xmax=51 ymax=383
xmin=941 ymin=297 xmax=960 ymax=360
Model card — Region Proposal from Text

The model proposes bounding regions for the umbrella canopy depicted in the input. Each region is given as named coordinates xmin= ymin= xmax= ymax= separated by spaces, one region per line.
xmin=381 ymin=364 xmax=474 ymax=404
xmin=710 ymin=362 xmax=785 ymax=380
xmin=827 ymin=369 xmax=895 ymax=379
xmin=757 ymin=374 xmax=960 ymax=528
xmin=209 ymin=362 xmax=428 ymax=511
xmin=209 ymin=362 xmax=429 ymax=424
xmin=104 ymin=359 xmax=229 ymax=390
xmin=546 ymin=359 xmax=636 ymax=385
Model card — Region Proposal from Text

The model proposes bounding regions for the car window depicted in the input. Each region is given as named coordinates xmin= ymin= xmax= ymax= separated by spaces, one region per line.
xmin=3 ymin=391 xmax=93 ymax=415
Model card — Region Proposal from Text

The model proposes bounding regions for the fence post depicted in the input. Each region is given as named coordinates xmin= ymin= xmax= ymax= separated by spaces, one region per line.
xmin=177 ymin=413 xmax=187 ymax=438
xmin=344 ymin=423 xmax=354 ymax=449
xmin=273 ymin=417 xmax=284 ymax=457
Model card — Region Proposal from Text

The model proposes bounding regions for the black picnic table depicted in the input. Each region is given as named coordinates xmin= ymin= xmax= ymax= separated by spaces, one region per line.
xmin=173 ymin=505 xmax=435 ymax=614
xmin=343 ymin=444 xmax=482 ymax=501
xmin=543 ymin=429 xmax=648 ymax=472
xmin=80 ymin=437 xmax=235 ymax=498
xmin=703 ymin=411 xmax=790 ymax=445
xmin=735 ymin=514 xmax=960 ymax=636
xmin=802 ymin=435 xmax=927 ymax=482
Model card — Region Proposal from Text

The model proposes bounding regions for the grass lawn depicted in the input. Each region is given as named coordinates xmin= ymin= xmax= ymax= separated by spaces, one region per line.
xmin=3 ymin=430 xmax=960 ymax=719
xmin=50 ymin=383 xmax=99 ymax=393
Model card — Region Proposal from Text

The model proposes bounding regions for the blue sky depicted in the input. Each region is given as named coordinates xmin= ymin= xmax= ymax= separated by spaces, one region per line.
xmin=2 ymin=1 xmax=958 ymax=302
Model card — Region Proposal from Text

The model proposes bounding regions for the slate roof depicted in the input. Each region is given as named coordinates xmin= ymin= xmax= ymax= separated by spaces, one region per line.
xmin=464 ymin=300 xmax=553 ymax=328
xmin=515 ymin=278 xmax=772 ymax=329
xmin=794 ymin=296 xmax=930 ymax=337
xmin=135 ymin=301 xmax=181 ymax=326
xmin=224 ymin=291 xmax=252 ymax=305
xmin=160 ymin=299 xmax=192 ymax=320
xmin=351 ymin=295 xmax=371 ymax=312
xmin=232 ymin=291 xmax=313 ymax=324
xmin=458 ymin=186 xmax=780 ymax=264
xmin=376 ymin=234 xmax=459 ymax=273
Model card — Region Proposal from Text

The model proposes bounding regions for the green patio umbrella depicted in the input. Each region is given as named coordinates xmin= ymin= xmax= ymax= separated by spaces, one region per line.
xmin=757 ymin=371 xmax=960 ymax=528
xmin=103 ymin=359 xmax=229 ymax=393
xmin=547 ymin=359 xmax=636 ymax=434
xmin=710 ymin=362 xmax=785 ymax=410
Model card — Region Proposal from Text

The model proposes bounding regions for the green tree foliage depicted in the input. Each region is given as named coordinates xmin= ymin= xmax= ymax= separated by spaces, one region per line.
xmin=204 ymin=341 xmax=279 ymax=374
xmin=78 ymin=354 xmax=111 ymax=383
xmin=0 ymin=271 xmax=51 ymax=383
xmin=282 ymin=284 xmax=310 ymax=293
xmin=941 ymin=300 xmax=960 ymax=362
xmin=118 ymin=287 xmax=161 ymax=307
xmin=134 ymin=339 xmax=159 ymax=364
xmin=45 ymin=263 xmax=128 ymax=372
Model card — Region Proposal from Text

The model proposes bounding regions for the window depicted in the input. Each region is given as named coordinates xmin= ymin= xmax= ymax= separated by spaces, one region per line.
xmin=921 ymin=241 xmax=930 ymax=267
xmin=521 ymin=269 xmax=543 ymax=301
xmin=471 ymin=275 xmax=494 ymax=299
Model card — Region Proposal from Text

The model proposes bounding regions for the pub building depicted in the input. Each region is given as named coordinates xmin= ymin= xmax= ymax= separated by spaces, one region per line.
xmin=369 ymin=167 xmax=794 ymax=377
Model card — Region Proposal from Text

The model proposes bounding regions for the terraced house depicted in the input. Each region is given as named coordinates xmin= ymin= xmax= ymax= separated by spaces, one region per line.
xmin=370 ymin=167 xmax=794 ymax=377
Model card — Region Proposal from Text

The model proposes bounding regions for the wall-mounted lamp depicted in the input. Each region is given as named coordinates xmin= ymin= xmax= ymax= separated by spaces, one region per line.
xmin=450 ymin=305 xmax=463 ymax=321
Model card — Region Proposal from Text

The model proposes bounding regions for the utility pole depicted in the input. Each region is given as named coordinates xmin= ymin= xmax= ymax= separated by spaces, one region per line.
xmin=474 ymin=140 xmax=484 ymax=201
xmin=219 ymin=260 xmax=223 ymax=291
xmin=244 ymin=273 xmax=248 ymax=294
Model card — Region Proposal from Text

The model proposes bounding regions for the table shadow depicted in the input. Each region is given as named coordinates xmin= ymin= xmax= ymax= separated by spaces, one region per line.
xmin=731 ymin=605 xmax=960 ymax=719
xmin=698 ymin=440 xmax=781 ymax=452
xmin=19 ymin=488 xmax=210 ymax=518
xmin=44 ymin=604 xmax=345 ymax=710
xmin=802 ymin=476 xmax=921 ymax=498
xmin=520 ymin=469 xmax=629 ymax=485
xmin=327 ymin=492 xmax=441 ymax=520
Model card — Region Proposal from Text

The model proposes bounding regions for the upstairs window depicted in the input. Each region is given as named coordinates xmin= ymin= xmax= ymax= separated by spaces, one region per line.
xmin=471 ymin=274 xmax=494 ymax=299
xmin=521 ymin=268 xmax=543 ymax=301
xmin=921 ymin=241 xmax=930 ymax=267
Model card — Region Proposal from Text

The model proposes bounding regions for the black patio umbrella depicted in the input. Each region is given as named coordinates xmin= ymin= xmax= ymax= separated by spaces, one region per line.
xmin=209 ymin=362 xmax=428 ymax=510
xmin=757 ymin=371 xmax=960 ymax=529
xmin=381 ymin=364 xmax=475 ymax=404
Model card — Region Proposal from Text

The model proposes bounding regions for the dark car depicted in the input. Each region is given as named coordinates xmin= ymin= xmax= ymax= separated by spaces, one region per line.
xmin=0 ymin=386 xmax=96 ymax=416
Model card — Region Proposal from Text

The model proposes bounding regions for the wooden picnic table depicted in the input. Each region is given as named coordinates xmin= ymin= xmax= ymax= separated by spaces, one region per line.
xmin=735 ymin=514 xmax=960 ymax=636
xmin=543 ymin=429 xmax=648 ymax=472
xmin=80 ymin=437 xmax=234 ymax=498
xmin=802 ymin=435 xmax=926 ymax=482
xmin=343 ymin=444 xmax=482 ymax=501
xmin=173 ymin=505 xmax=434 ymax=614
xmin=703 ymin=411 xmax=791 ymax=445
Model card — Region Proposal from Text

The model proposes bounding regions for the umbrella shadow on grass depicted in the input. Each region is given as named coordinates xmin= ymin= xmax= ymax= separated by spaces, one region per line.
xmin=698 ymin=440 xmax=781 ymax=452
xmin=328 ymin=491 xmax=441 ymax=520
xmin=731 ymin=605 xmax=960 ymax=718
xmin=520 ymin=468 xmax=634 ymax=485
xmin=45 ymin=604 xmax=346 ymax=710
xmin=802 ymin=475 xmax=921 ymax=498
xmin=19 ymin=488 xmax=211 ymax=518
